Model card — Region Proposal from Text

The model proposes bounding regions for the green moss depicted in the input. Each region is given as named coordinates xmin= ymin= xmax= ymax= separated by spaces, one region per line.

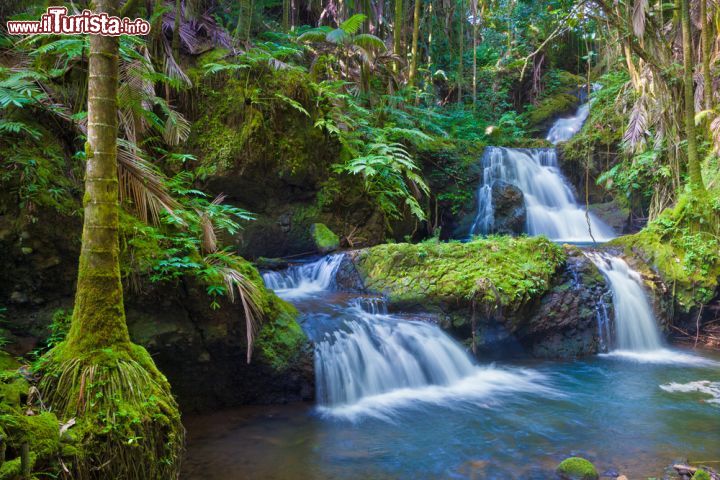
xmin=556 ymin=457 xmax=599 ymax=480
xmin=0 ymin=376 xmax=28 ymax=406
xmin=524 ymin=93 xmax=578 ymax=127
xmin=0 ymin=351 xmax=18 ymax=371
xmin=37 ymin=344 xmax=184 ymax=480
xmin=188 ymin=67 xmax=337 ymax=181
xmin=311 ymin=223 xmax=340 ymax=253
xmin=355 ymin=236 xmax=565 ymax=311
xmin=256 ymin=297 xmax=306 ymax=371
xmin=691 ymin=469 xmax=712 ymax=480
xmin=218 ymin=256 xmax=308 ymax=371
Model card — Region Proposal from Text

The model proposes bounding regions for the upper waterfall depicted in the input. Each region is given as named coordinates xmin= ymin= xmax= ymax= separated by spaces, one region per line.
xmin=469 ymin=90 xmax=615 ymax=242
xmin=470 ymin=147 xmax=615 ymax=242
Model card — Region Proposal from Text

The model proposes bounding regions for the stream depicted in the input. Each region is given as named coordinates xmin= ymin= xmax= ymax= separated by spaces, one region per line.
xmin=182 ymin=254 xmax=720 ymax=480
xmin=182 ymin=95 xmax=720 ymax=480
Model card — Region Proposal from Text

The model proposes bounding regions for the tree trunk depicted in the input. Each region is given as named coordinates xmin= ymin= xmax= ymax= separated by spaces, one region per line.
xmin=680 ymin=0 xmax=705 ymax=191
xmin=700 ymin=0 xmax=712 ymax=111
xmin=457 ymin=0 xmax=464 ymax=103
xmin=64 ymin=0 xmax=130 ymax=354
xmin=472 ymin=0 xmax=478 ymax=109
xmin=235 ymin=0 xmax=254 ymax=42
xmin=172 ymin=0 xmax=181 ymax=59
xmin=409 ymin=0 xmax=421 ymax=85
xmin=393 ymin=0 xmax=403 ymax=73
xmin=283 ymin=0 xmax=290 ymax=31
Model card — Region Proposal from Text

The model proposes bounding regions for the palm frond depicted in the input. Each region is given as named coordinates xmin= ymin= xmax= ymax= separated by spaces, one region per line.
xmin=117 ymin=142 xmax=182 ymax=225
xmin=339 ymin=14 xmax=367 ymax=35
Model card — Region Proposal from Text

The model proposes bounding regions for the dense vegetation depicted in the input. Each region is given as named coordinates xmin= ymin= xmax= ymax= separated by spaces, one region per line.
xmin=0 ymin=0 xmax=718 ymax=477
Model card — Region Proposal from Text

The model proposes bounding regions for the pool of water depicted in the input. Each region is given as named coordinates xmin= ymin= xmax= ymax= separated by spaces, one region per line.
xmin=182 ymin=314 xmax=719 ymax=478
xmin=182 ymin=258 xmax=720 ymax=480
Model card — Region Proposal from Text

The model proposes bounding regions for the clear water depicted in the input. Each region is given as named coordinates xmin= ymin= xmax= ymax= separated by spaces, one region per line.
xmin=183 ymin=257 xmax=720 ymax=480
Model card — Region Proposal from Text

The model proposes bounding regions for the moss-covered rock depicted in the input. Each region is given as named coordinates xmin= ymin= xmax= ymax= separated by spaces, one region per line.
xmin=691 ymin=469 xmax=712 ymax=480
xmin=350 ymin=237 xmax=608 ymax=357
xmin=612 ymin=195 xmax=720 ymax=311
xmin=310 ymin=223 xmax=340 ymax=253
xmin=525 ymin=93 xmax=579 ymax=128
xmin=353 ymin=236 xmax=565 ymax=309
xmin=556 ymin=457 xmax=599 ymax=480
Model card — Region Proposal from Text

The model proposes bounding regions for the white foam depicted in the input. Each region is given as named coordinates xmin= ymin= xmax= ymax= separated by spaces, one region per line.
xmin=660 ymin=380 xmax=720 ymax=405
xmin=316 ymin=367 xmax=554 ymax=422
xmin=600 ymin=349 xmax=720 ymax=366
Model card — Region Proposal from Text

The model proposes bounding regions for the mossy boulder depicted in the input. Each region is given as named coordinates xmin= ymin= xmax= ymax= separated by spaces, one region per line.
xmin=353 ymin=236 xmax=566 ymax=309
xmin=350 ymin=237 xmax=608 ymax=357
xmin=691 ymin=469 xmax=712 ymax=480
xmin=124 ymin=258 xmax=313 ymax=411
xmin=310 ymin=223 xmax=340 ymax=253
xmin=556 ymin=457 xmax=599 ymax=480
xmin=525 ymin=93 xmax=579 ymax=128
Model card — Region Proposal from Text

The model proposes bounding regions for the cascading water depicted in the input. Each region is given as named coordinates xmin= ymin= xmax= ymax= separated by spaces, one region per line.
xmin=546 ymin=103 xmax=591 ymax=144
xmin=261 ymin=254 xmax=344 ymax=299
xmin=470 ymin=147 xmax=615 ymax=241
xmin=469 ymin=94 xmax=615 ymax=242
xmin=261 ymin=256 xmax=549 ymax=420
xmin=587 ymin=252 xmax=716 ymax=365
xmin=587 ymin=253 xmax=663 ymax=351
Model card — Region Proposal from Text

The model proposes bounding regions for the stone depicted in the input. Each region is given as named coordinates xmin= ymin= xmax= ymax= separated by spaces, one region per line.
xmin=310 ymin=223 xmax=340 ymax=253
xmin=556 ymin=457 xmax=599 ymax=480
xmin=490 ymin=180 xmax=526 ymax=235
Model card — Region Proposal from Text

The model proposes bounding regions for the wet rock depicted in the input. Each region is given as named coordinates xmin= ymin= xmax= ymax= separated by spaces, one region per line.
xmin=491 ymin=180 xmax=526 ymax=235
xmin=334 ymin=253 xmax=364 ymax=291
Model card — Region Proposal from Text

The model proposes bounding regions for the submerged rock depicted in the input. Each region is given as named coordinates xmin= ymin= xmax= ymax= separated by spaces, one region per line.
xmin=556 ymin=457 xmax=599 ymax=480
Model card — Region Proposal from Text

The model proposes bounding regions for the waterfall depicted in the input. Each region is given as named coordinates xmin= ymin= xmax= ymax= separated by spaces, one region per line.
xmin=261 ymin=255 xmax=344 ymax=299
xmin=315 ymin=303 xmax=477 ymax=406
xmin=469 ymin=147 xmax=615 ymax=242
xmin=311 ymin=301 xmax=548 ymax=419
xmin=587 ymin=253 xmax=663 ymax=351
xmin=546 ymin=103 xmax=591 ymax=144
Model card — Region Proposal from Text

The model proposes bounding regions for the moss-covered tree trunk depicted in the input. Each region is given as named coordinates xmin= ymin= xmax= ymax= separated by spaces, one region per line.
xmin=65 ymin=0 xmax=130 ymax=354
xmin=38 ymin=2 xmax=185 ymax=478
xmin=680 ymin=0 xmax=706 ymax=192
xmin=457 ymin=0 xmax=464 ymax=103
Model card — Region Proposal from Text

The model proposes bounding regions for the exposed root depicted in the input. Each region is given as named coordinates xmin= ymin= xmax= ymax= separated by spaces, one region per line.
xmin=38 ymin=343 xmax=184 ymax=480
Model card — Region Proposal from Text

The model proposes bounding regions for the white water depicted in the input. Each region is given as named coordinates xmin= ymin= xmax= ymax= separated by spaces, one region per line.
xmin=470 ymin=147 xmax=615 ymax=242
xmin=314 ymin=304 xmax=551 ymax=420
xmin=546 ymin=103 xmax=591 ymax=144
xmin=262 ymin=257 xmax=550 ymax=420
xmin=588 ymin=253 xmax=663 ymax=351
xmin=261 ymin=255 xmax=344 ymax=299
xmin=587 ymin=252 xmax=717 ymax=366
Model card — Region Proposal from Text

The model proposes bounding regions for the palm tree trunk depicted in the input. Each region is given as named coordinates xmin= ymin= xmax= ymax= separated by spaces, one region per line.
xmin=409 ymin=0 xmax=421 ymax=86
xmin=64 ymin=0 xmax=130 ymax=355
xmin=172 ymin=0 xmax=181 ymax=59
xmin=680 ymin=0 xmax=705 ymax=192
